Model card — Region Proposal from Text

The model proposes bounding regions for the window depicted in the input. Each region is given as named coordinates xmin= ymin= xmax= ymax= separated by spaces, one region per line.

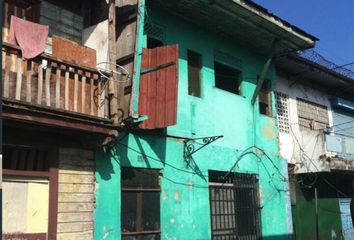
xmin=296 ymin=98 xmax=329 ymax=131
xmin=121 ymin=168 xmax=161 ymax=240
xmin=214 ymin=61 xmax=241 ymax=94
xmin=259 ymin=79 xmax=272 ymax=116
xmin=147 ymin=37 xmax=163 ymax=49
xmin=276 ymin=92 xmax=290 ymax=133
xmin=209 ymin=171 xmax=261 ymax=240
xmin=2 ymin=146 xmax=51 ymax=240
xmin=187 ymin=50 xmax=202 ymax=97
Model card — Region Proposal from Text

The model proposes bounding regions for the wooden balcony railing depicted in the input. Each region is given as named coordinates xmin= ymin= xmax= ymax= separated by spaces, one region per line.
xmin=2 ymin=42 xmax=109 ymax=119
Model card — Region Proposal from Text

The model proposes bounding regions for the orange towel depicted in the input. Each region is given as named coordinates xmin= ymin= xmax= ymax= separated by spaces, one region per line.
xmin=9 ymin=16 xmax=49 ymax=59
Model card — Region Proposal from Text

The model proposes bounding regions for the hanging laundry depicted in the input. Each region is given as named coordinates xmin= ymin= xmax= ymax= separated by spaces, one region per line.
xmin=9 ymin=16 xmax=49 ymax=59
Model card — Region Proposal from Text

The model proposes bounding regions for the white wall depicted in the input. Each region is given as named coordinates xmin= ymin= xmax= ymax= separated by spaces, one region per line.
xmin=276 ymin=74 xmax=332 ymax=173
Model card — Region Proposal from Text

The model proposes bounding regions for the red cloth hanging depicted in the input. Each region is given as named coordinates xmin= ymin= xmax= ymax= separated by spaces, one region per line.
xmin=9 ymin=16 xmax=49 ymax=59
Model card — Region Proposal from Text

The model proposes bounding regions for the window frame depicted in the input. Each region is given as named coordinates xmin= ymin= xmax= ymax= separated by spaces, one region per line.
xmin=208 ymin=170 xmax=261 ymax=240
xmin=121 ymin=168 xmax=161 ymax=239
xmin=259 ymin=78 xmax=273 ymax=117
xmin=187 ymin=49 xmax=202 ymax=98
xmin=214 ymin=60 xmax=242 ymax=95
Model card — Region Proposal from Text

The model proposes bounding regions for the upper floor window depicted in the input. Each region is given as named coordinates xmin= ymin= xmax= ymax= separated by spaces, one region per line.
xmin=187 ymin=50 xmax=202 ymax=97
xmin=276 ymin=92 xmax=290 ymax=133
xmin=259 ymin=79 xmax=272 ymax=116
xmin=147 ymin=37 xmax=164 ymax=49
xmin=296 ymin=98 xmax=329 ymax=131
xmin=214 ymin=61 xmax=241 ymax=94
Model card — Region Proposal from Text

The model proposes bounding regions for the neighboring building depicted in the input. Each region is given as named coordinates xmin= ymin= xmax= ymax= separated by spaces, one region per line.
xmin=95 ymin=1 xmax=317 ymax=240
xmin=275 ymin=51 xmax=354 ymax=240
xmin=2 ymin=0 xmax=119 ymax=239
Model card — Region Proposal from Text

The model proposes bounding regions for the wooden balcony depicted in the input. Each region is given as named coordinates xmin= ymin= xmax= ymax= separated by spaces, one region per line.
xmin=2 ymin=42 xmax=109 ymax=119
xmin=2 ymin=42 xmax=118 ymax=139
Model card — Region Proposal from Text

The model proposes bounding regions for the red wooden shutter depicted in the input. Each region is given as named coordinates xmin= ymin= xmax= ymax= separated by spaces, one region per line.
xmin=138 ymin=45 xmax=178 ymax=129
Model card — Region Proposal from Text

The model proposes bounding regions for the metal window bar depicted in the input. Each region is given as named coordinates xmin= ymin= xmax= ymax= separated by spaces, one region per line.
xmin=209 ymin=173 xmax=261 ymax=240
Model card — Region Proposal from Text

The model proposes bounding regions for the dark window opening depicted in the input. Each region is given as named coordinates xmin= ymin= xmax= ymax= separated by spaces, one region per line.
xmin=209 ymin=171 xmax=261 ymax=240
xmin=214 ymin=61 xmax=241 ymax=94
xmin=147 ymin=37 xmax=163 ymax=49
xmin=187 ymin=50 xmax=202 ymax=97
xmin=121 ymin=168 xmax=161 ymax=240
xmin=3 ymin=145 xmax=50 ymax=172
xmin=259 ymin=79 xmax=272 ymax=116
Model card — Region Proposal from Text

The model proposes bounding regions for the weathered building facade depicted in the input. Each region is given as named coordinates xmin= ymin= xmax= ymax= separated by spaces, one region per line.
xmin=2 ymin=0 xmax=118 ymax=239
xmin=95 ymin=1 xmax=316 ymax=239
xmin=275 ymin=51 xmax=354 ymax=240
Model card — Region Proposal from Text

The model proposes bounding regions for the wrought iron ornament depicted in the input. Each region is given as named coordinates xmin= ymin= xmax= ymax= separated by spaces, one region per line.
xmin=183 ymin=135 xmax=223 ymax=159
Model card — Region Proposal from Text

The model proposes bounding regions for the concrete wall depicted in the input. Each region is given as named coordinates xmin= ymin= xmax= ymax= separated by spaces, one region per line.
xmin=95 ymin=6 xmax=290 ymax=240
xmin=276 ymin=74 xmax=332 ymax=173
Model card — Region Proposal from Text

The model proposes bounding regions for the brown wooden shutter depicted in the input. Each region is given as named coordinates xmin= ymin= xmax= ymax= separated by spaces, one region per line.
xmin=138 ymin=45 xmax=178 ymax=129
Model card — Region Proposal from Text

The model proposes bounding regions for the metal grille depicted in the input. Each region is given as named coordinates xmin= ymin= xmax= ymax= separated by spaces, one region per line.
xmin=209 ymin=172 xmax=261 ymax=240
xmin=276 ymin=92 xmax=290 ymax=133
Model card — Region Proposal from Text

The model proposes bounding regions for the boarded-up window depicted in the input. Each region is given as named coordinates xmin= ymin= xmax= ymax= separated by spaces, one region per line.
xmin=214 ymin=61 xmax=241 ymax=94
xmin=188 ymin=50 xmax=202 ymax=97
xmin=138 ymin=45 xmax=179 ymax=129
xmin=2 ymin=145 xmax=51 ymax=240
xmin=259 ymin=79 xmax=272 ymax=116
xmin=296 ymin=98 xmax=329 ymax=130
xmin=3 ymin=177 xmax=49 ymax=240
xmin=209 ymin=171 xmax=261 ymax=240
xmin=121 ymin=168 xmax=161 ymax=239
xmin=276 ymin=92 xmax=290 ymax=133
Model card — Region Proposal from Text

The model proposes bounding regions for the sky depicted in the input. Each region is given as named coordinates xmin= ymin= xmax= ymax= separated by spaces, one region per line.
xmin=253 ymin=1 xmax=354 ymax=68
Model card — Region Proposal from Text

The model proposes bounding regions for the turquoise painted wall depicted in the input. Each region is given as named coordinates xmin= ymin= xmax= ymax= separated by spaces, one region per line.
xmin=95 ymin=5 xmax=290 ymax=240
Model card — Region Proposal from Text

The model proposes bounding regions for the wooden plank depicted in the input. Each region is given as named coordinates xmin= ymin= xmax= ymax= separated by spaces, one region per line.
xmin=147 ymin=48 xmax=157 ymax=129
xmin=64 ymin=68 xmax=69 ymax=110
xmin=57 ymin=212 xmax=93 ymax=223
xmin=36 ymin=150 xmax=44 ymax=171
xmin=57 ymin=231 xmax=93 ymax=240
xmin=138 ymin=48 xmax=150 ymax=128
xmin=58 ymin=168 xmax=94 ymax=175
xmin=57 ymin=202 xmax=94 ymax=213
xmin=10 ymin=148 xmax=19 ymax=170
xmin=15 ymin=56 xmax=23 ymax=100
xmin=56 ymin=66 xmax=61 ymax=108
xmin=81 ymin=75 xmax=86 ymax=113
xmin=58 ymin=183 xmax=94 ymax=193
xmin=59 ymin=148 xmax=94 ymax=159
xmin=74 ymin=71 xmax=78 ymax=112
xmin=18 ymin=148 xmax=27 ymax=170
xmin=27 ymin=148 xmax=36 ymax=171
xmin=90 ymin=78 xmax=94 ymax=115
xmin=37 ymin=62 xmax=43 ymax=104
xmin=58 ymin=174 xmax=94 ymax=184
xmin=58 ymin=193 xmax=95 ymax=203
xmin=156 ymin=47 xmax=167 ymax=128
xmin=26 ymin=61 xmax=33 ymax=102
xmin=45 ymin=61 xmax=52 ymax=106
xmin=57 ymin=222 xmax=93 ymax=233
xmin=167 ymin=45 xmax=179 ymax=126
xmin=4 ymin=50 xmax=10 ymax=98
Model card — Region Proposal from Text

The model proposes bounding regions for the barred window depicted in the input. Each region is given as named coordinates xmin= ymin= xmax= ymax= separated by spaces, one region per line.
xmin=276 ymin=92 xmax=290 ymax=133
xmin=209 ymin=171 xmax=261 ymax=240
xmin=121 ymin=168 xmax=161 ymax=240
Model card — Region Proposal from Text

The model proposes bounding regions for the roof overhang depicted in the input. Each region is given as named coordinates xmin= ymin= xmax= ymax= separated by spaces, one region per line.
xmin=147 ymin=0 xmax=317 ymax=55
xmin=276 ymin=54 xmax=354 ymax=101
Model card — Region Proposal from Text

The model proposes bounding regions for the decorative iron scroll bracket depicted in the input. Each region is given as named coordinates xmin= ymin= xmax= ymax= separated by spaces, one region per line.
xmin=183 ymin=135 xmax=223 ymax=160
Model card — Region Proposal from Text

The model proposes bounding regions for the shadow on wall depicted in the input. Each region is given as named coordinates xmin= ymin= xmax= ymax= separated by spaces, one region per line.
xmin=96 ymin=129 xmax=168 ymax=181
